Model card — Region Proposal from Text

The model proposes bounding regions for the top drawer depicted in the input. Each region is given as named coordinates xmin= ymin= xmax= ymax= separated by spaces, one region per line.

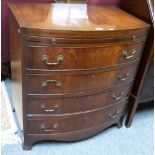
xmin=26 ymin=42 xmax=144 ymax=71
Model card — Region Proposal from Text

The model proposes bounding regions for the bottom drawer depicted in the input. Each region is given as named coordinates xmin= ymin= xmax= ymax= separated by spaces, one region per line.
xmin=27 ymin=101 xmax=126 ymax=134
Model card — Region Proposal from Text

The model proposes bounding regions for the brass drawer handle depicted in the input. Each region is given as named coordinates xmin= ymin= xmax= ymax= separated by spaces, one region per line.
xmin=51 ymin=38 xmax=56 ymax=45
xmin=109 ymin=110 xmax=121 ymax=120
xmin=41 ymin=55 xmax=64 ymax=66
xmin=41 ymin=80 xmax=63 ymax=87
xmin=40 ymin=123 xmax=58 ymax=132
xmin=41 ymin=104 xmax=59 ymax=112
xmin=118 ymin=73 xmax=129 ymax=81
xmin=112 ymin=92 xmax=124 ymax=101
xmin=132 ymin=35 xmax=136 ymax=40
xmin=122 ymin=49 xmax=136 ymax=59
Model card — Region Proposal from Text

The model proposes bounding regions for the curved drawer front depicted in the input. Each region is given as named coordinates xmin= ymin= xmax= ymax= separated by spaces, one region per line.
xmin=27 ymin=64 xmax=138 ymax=94
xmin=26 ymin=42 xmax=144 ymax=71
xmin=27 ymin=101 xmax=126 ymax=134
xmin=27 ymin=84 xmax=131 ymax=115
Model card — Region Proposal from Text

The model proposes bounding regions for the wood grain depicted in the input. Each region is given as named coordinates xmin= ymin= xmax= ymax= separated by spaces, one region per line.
xmin=26 ymin=101 xmax=126 ymax=134
xmin=27 ymin=84 xmax=131 ymax=115
xmin=26 ymin=64 xmax=138 ymax=94
xmin=8 ymin=3 xmax=150 ymax=38
xmin=26 ymin=42 xmax=144 ymax=71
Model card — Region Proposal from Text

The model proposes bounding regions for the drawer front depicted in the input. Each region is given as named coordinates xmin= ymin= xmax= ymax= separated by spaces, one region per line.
xmin=27 ymin=84 xmax=131 ymax=115
xmin=27 ymin=64 xmax=138 ymax=94
xmin=27 ymin=101 xmax=126 ymax=134
xmin=26 ymin=42 xmax=144 ymax=70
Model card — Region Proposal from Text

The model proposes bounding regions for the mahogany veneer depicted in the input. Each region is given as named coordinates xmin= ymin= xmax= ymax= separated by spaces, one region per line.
xmin=8 ymin=3 xmax=150 ymax=150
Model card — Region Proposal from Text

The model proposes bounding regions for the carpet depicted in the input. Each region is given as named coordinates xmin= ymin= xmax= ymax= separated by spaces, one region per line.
xmin=1 ymin=79 xmax=154 ymax=155
xmin=1 ymin=81 xmax=21 ymax=145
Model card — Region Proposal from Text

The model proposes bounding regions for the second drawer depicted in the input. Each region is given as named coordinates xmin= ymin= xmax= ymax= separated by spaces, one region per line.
xmin=27 ymin=64 xmax=138 ymax=94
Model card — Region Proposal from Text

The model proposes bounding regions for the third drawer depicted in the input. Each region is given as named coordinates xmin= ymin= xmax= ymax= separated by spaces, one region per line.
xmin=27 ymin=83 xmax=132 ymax=115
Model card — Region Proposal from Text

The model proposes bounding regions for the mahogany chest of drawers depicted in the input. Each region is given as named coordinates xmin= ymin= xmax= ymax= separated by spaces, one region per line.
xmin=8 ymin=3 xmax=150 ymax=150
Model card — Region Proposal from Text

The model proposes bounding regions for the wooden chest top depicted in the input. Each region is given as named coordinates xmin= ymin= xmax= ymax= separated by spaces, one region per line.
xmin=8 ymin=3 xmax=149 ymax=38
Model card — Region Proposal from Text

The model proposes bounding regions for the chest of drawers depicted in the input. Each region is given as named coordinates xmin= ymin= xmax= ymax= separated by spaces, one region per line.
xmin=8 ymin=3 xmax=150 ymax=150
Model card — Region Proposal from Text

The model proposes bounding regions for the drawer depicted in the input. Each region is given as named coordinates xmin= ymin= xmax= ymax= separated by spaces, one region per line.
xmin=27 ymin=101 xmax=126 ymax=134
xmin=27 ymin=84 xmax=132 ymax=115
xmin=27 ymin=64 xmax=138 ymax=94
xmin=26 ymin=42 xmax=144 ymax=71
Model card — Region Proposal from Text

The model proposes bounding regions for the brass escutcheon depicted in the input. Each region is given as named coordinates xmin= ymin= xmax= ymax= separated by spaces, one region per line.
xmin=51 ymin=38 xmax=56 ymax=45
